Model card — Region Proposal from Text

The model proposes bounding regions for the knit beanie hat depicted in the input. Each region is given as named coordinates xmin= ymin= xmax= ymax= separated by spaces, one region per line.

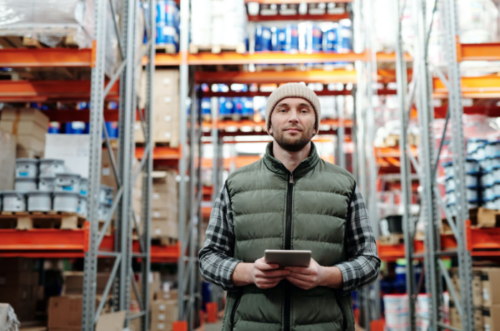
xmin=265 ymin=83 xmax=321 ymax=133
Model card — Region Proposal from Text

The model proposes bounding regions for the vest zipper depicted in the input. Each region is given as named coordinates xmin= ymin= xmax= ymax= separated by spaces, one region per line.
xmin=334 ymin=294 xmax=348 ymax=331
xmin=284 ymin=172 xmax=294 ymax=331
xmin=230 ymin=293 xmax=242 ymax=330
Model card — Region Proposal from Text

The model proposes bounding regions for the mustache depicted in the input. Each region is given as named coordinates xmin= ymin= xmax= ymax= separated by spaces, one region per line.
xmin=282 ymin=125 xmax=304 ymax=131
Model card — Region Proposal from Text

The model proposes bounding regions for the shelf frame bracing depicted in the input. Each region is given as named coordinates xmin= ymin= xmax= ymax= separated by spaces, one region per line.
xmin=81 ymin=0 xmax=155 ymax=329
xmin=395 ymin=0 xmax=476 ymax=330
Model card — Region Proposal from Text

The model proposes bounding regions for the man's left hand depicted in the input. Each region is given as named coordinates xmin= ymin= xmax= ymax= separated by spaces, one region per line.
xmin=284 ymin=258 xmax=325 ymax=290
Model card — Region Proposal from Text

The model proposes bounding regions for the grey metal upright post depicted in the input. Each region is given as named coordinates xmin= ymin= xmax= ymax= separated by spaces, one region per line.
xmin=414 ymin=0 xmax=441 ymax=328
xmin=441 ymin=0 xmax=475 ymax=329
xmin=336 ymin=97 xmax=346 ymax=169
xmin=394 ymin=0 xmax=416 ymax=328
xmin=81 ymin=0 xmax=107 ymax=329
xmin=178 ymin=0 xmax=190 ymax=324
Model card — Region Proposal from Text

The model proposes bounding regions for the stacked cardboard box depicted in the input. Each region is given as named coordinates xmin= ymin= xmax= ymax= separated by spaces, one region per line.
xmin=48 ymin=295 xmax=111 ymax=331
xmin=151 ymin=171 xmax=178 ymax=239
xmin=0 ymin=129 xmax=16 ymax=190
xmin=62 ymin=272 xmax=110 ymax=296
xmin=151 ymin=299 xmax=179 ymax=331
xmin=0 ymin=258 xmax=39 ymax=322
xmin=0 ymin=108 xmax=49 ymax=158
xmin=136 ymin=69 xmax=179 ymax=147
xmin=449 ymin=267 xmax=500 ymax=330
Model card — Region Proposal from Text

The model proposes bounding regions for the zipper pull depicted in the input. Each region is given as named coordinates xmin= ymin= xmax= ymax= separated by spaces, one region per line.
xmin=289 ymin=173 xmax=294 ymax=184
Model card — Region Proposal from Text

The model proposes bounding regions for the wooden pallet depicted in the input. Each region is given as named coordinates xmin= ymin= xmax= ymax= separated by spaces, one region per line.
xmin=0 ymin=36 xmax=78 ymax=49
xmin=151 ymin=237 xmax=178 ymax=246
xmin=255 ymin=64 xmax=304 ymax=72
xmin=0 ymin=211 xmax=86 ymax=230
xmin=379 ymin=233 xmax=404 ymax=246
xmin=156 ymin=44 xmax=177 ymax=54
xmin=189 ymin=43 xmax=246 ymax=54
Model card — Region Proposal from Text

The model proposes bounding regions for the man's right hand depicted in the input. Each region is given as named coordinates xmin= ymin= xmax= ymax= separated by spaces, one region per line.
xmin=232 ymin=257 xmax=290 ymax=289
xmin=251 ymin=257 xmax=290 ymax=289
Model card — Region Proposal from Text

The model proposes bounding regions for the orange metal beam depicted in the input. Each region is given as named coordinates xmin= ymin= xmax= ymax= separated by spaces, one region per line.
xmin=195 ymin=69 xmax=358 ymax=84
xmin=247 ymin=13 xmax=350 ymax=21
xmin=0 ymin=80 xmax=120 ymax=102
xmin=434 ymin=75 xmax=500 ymax=99
xmin=0 ymin=48 xmax=94 ymax=68
xmin=460 ymin=43 xmax=500 ymax=62
xmin=136 ymin=146 xmax=182 ymax=160
xmin=244 ymin=0 xmax=352 ymax=3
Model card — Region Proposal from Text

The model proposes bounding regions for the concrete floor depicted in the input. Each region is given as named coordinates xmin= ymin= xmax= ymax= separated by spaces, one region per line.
xmin=204 ymin=321 xmax=223 ymax=331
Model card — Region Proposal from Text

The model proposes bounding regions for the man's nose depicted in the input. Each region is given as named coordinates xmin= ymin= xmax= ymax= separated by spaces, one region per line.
xmin=288 ymin=110 xmax=299 ymax=122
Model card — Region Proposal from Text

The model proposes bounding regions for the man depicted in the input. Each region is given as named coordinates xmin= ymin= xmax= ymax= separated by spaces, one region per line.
xmin=199 ymin=83 xmax=380 ymax=331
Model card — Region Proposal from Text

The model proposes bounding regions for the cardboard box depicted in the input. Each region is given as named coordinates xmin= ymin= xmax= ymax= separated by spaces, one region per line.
xmin=0 ymin=271 xmax=38 ymax=287
xmin=449 ymin=303 xmax=462 ymax=329
xmin=483 ymin=305 xmax=500 ymax=331
xmin=155 ymin=290 xmax=178 ymax=301
xmin=473 ymin=268 xmax=483 ymax=307
xmin=474 ymin=308 xmax=483 ymax=330
xmin=481 ymin=268 xmax=500 ymax=307
xmin=151 ymin=220 xmax=178 ymax=239
xmin=62 ymin=272 xmax=110 ymax=296
xmin=45 ymin=134 xmax=90 ymax=178
xmin=48 ymin=296 xmax=110 ymax=330
xmin=0 ymin=130 xmax=16 ymax=190
xmin=151 ymin=300 xmax=178 ymax=331
xmin=96 ymin=311 xmax=125 ymax=331
xmin=0 ymin=121 xmax=47 ymax=141
xmin=0 ymin=108 xmax=49 ymax=129
xmin=471 ymin=208 xmax=500 ymax=228
xmin=0 ymin=287 xmax=33 ymax=302
xmin=101 ymin=148 xmax=119 ymax=191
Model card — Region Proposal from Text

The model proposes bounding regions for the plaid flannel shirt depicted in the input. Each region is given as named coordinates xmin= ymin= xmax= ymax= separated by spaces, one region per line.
xmin=198 ymin=181 xmax=380 ymax=294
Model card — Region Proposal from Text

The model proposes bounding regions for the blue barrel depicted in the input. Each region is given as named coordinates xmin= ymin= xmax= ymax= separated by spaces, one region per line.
xmin=219 ymin=97 xmax=234 ymax=116
xmin=233 ymin=97 xmax=244 ymax=116
xmin=323 ymin=26 xmax=338 ymax=52
xmin=336 ymin=19 xmax=353 ymax=53
xmin=304 ymin=23 xmax=323 ymax=52
xmin=156 ymin=0 xmax=178 ymax=25
xmin=65 ymin=122 xmax=86 ymax=134
xmin=241 ymin=97 xmax=254 ymax=117
xmin=156 ymin=23 xmax=179 ymax=48
xmin=283 ymin=25 xmax=299 ymax=52
xmin=271 ymin=28 xmax=286 ymax=51
xmin=255 ymin=26 xmax=272 ymax=51
xmin=48 ymin=122 xmax=60 ymax=134
xmin=105 ymin=122 xmax=119 ymax=139
xmin=201 ymin=98 xmax=211 ymax=116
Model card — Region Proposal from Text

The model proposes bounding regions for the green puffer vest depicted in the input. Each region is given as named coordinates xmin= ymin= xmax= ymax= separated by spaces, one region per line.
xmin=222 ymin=142 xmax=356 ymax=331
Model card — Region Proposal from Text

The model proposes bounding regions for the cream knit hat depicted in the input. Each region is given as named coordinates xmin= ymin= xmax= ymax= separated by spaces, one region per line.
xmin=265 ymin=83 xmax=321 ymax=133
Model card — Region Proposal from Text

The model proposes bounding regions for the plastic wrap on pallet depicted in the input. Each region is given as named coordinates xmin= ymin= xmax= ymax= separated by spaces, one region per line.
xmin=0 ymin=0 xmax=120 ymax=77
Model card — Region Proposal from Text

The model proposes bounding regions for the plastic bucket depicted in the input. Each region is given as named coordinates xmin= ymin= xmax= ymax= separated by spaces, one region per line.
xmin=27 ymin=191 xmax=52 ymax=212
xmin=15 ymin=158 xmax=39 ymax=178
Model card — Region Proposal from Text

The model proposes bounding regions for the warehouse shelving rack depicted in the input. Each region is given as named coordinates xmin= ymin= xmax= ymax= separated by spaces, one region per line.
xmin=392 ymin=0 xmax=500 ymax=330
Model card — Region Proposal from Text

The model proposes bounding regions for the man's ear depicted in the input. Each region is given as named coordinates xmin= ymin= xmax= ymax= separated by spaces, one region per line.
xmin=269 ymin=126 xmax=273 ymax=134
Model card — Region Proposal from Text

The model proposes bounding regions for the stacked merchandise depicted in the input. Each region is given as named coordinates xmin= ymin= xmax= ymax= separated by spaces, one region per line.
xmin=247 ymin=2 xmax=347 ymax=17
xmin=150 ymin=171 xmax=178 ymax=240
xmin=383 ymin=294 xmax=409 ymax=330
xmin=137 ymin=69 xmax=180 ymax=148
xmin=0 ymin=129 xmax=16 ymax=191
xmin=155 ymin=0 xmax=180 ymax=52
xmin=449 ymin=267 xmax=500 ymax=330
xmin=0 ymin=258 xmax=39 ymax=322
xmin=190 ymin=0 xmax=247 ymax=53
xmin=0 ymin=108 xmax=49 ymax=158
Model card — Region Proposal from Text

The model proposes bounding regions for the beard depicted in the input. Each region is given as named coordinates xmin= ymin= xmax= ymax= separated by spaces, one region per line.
xmin=271 ymin=125 xmax=315 ymax=152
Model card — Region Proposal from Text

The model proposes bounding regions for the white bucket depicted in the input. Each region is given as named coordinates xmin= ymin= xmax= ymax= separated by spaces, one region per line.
xmin=55 ymin=173 xmax=81 ymax=193
xmin=39 ymin=176 xmax=56 ymax=192
xmin=99 ymin=185 xmax=114 ymax=204
xmin=39 ymin=159 xmax=65 ymax=177
xmin=2 ymin=191 xmax=26 ymax=212
xmin=53 ymin=192 xmax=79 ymax=213
xmin=482 ymin=170 xmax=496 ymax=187
xmin=27 ymin=191 xmax=52 ymax=212
xmin=15 ymin=178 xmax=38 ymax=193
xmin=77 ymin=195 xmax=87 ymax=218
xmin=80 ymin=178 xmax=88 ymax=196
xmin=98 ymin=202 xmax=112 ymax=221
xmin=15 ymin=158 xmax=39 ymax=179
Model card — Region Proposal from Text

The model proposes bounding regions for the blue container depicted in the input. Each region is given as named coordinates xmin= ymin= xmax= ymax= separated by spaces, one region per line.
xmin=233 ymin=97 xmax=244 ymax=115
xmin=219 ymin=98 xmax=234 ymax=116
xmin=255 ymin=26 xmax=272 ymax=52
xmin=156 ymin=23 xmax=179 ymax=49
xmin=283 ymin=25 xmax=299 ymax=52
xmin=48 ymin=122 xmax=60 ymax=134
xmin=201 ymin=98 xmax=211 ymax=116
xmin=272 ymin=28 xmax=286 ymax=51
xmin=105 ymin=122 xmax=119 ymax=139
xmin=241 ymin=97 xmax=254 ymax=116
xmin=65 ymin=122 xmax=86 ymax=134
xmin=323 ymin=26 xmax=338 ymax=52
xmin=304 ymin=24 xmax=323 ymax=52
xmin=156 ymin=0 xmax=178 ymax=25
xmin=336 ymin=19 xmax=353 ymax=53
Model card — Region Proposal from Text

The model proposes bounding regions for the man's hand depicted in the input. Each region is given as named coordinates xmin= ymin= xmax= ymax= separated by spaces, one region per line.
xmin=284 ymin=258 xmax=343 ymax=290
xmin=232 ymin=257 xmax=290 ymax=289
xmin=251 ymin=257 xmax=290 ymax=289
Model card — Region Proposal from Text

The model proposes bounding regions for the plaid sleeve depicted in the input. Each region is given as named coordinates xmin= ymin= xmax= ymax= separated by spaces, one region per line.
xmin=336 ymin=184 xmax=381 ymax=294
xmin=198 ymin=182 xmax=241 ymax=291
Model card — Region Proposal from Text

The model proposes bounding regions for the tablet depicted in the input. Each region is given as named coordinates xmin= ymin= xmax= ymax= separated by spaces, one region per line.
xmin=264 ymin=250 xmax=312 ymax=268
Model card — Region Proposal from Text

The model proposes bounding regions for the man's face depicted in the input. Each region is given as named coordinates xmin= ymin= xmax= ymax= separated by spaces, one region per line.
xmin=269 ymin=97 xmax=317 ymax=152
